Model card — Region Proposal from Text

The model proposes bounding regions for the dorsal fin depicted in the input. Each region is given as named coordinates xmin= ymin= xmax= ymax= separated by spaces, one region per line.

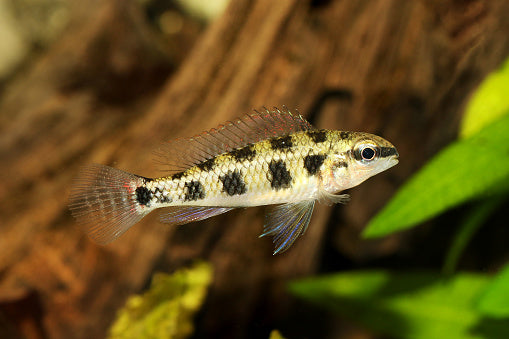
xmin=155 ymin=107 xmax=314 ymax=173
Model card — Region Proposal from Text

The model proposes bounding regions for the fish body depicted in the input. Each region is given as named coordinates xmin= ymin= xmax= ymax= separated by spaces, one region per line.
xmin=69 ymin=108 xmax=399 ymax=254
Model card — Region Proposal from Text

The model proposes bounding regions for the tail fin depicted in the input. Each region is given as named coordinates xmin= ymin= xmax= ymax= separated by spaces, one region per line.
xmin=69 ymin=164 xmax=149 ymax=244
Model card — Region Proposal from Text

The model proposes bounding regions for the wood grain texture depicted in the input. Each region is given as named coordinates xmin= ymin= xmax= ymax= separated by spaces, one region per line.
xmin=0 ymin=0 xmax=508 ymax=338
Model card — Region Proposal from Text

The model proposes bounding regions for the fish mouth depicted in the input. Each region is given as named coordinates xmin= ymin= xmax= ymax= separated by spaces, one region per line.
xmin=386 ymin=148 xmax=399 ymax=168
xmin=389 ymin=154 xmax=399 ymax=167
xmin=380 ymin=147 xmax=399 ymax=167
xmin=393 ymin=150 xmax=399 ymax=161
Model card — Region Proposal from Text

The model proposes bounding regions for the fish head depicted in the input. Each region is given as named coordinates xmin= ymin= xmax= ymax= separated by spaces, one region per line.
xmin=323 ymin=132 xmax=399 ymax=193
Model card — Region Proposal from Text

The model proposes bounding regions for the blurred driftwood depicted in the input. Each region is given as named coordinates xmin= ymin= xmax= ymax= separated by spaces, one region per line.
xmin=0 ymin=0 xmax=508 ymax=338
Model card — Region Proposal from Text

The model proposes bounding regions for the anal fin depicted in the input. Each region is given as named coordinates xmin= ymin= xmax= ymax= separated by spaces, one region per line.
xmin=260 ymin=200 xmax=315 ymax=255
xmin=160 ymin=206 xmax=234 ymax=225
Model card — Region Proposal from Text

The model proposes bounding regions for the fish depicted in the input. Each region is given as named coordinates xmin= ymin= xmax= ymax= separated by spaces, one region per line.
xmin=69 ymin=107 xmax=399 ymax=254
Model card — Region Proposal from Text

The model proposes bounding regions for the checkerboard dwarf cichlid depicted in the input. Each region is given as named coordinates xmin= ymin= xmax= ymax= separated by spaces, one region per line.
xmin=69 ymin=108 xmax=399 ymax=254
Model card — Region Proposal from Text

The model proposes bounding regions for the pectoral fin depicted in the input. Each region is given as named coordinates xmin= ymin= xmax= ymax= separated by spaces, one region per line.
xmin=261 ymin=200 xmax=315 ymax=254
xmin=318 ymin=191 xmax=350 ymax=206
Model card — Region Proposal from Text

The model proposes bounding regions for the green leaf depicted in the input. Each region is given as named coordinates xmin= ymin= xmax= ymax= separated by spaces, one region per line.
xmin=442 ymin=197 xmax=505 ymax=275
xmin=108 ymin=262 xmax=213 ymax=339
xmin=460 ymin=57 xmax=509 ymax=138
xmin=476 ymin=264 xmax=509 ymax=318
xmin=363 ymin=111 xmax=509 ymax=238
xmin=289 ymin=271 xmax=508 ymax=339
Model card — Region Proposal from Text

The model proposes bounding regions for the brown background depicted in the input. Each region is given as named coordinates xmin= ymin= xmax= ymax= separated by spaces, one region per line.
xmin=1 ymin=0 xmax=508 ymax=338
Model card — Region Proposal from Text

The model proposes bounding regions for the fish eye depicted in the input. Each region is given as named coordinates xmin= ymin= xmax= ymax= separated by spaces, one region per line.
xmin=354 ymin=143 xmax=379 ymax=163
xmin=361 ymin=146 xmax=376 ymax=160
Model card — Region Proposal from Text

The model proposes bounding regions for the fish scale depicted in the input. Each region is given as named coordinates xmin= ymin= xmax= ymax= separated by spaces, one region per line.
xmin=69 ymin=108 xmax=399 ymax=254
xmin=143 ymin=130 xmax=330 ymax=208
